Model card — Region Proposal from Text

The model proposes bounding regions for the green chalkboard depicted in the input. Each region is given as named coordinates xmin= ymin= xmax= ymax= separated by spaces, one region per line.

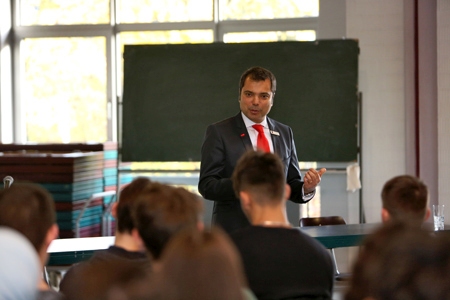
xmin=121 ymin=40 xmax=359 ymax=162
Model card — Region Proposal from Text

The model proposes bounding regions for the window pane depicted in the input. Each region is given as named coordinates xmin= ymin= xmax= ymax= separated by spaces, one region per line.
xmin=120 ymin=30 xmax=213 ymax=47
xmin=1 ymin=46 xmax=13 ymax=143
xmin=22 ymin=37 xmax=107 ymax=143
xmin=224 ymin=30 xmax=316 ymax=43
xmin=220 ymin=0 xmax=319 ymax=20
xmin=118 ymin=0 xmax=212 ymax=23
xmin=20 ymin=0 xmax=109 ymax=25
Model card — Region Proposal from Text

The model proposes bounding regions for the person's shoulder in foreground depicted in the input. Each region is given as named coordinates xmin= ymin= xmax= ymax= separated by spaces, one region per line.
xmin=140 ymin=228 xmax=251 ymax=300
xmin=345 ymin=220 xmax=450 ymax=300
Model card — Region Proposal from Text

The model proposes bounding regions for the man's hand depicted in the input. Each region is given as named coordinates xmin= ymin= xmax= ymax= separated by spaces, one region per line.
xmin=303 ymin=168 xmax=327 ymax=193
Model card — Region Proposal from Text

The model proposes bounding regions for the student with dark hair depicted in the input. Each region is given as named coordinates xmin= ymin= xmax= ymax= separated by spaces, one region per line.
xmin=381 ymin=175 xmax=430 ymax=225
xmin=59 ymin=177 xmax=153 ymax=296
xmin=131 ymin=182 xmax=204 ymax=261
xmin=0 ymin=182 xmax=64 ymax=300
xmin=230 ymin=150 xmax=334 ymax=300
xmin=345 ymin=221 xmax=450 ymax=300
xmin=143 ymin=228 xmax=251 ymax=300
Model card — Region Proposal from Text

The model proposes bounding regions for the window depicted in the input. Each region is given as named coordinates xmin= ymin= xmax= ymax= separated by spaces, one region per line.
xmin=117 ymin=0 xmax=213 ymax=23
xmin=20 ymin=0 xmax=109 ymax=25
xmin=1 ymin=46 xmax=13 ymax=143
xmin=219 ymin=0 xmax=319 ymax=20
xmin=21 ymin=37 xmax=107 ymax=143
xmin=119 ymin=31 xmax=213 ymax=46
xmin=224 ymin=30 xmax=316 ymax=43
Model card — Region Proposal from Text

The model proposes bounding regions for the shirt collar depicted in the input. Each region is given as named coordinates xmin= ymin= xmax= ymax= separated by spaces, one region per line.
xmin=241 ymin=112 xmax=268 ymax=129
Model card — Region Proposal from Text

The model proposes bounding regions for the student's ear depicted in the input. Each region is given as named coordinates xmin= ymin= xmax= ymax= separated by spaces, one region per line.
xmin=131 ymin=228 xmax=145 ymax=252
xmin=239 ymin=191 xmax=252 ymax=213
xmin=284 ymin=184 xmax=291 ymax=201
xmin=381 ymin=208 xmax=390 ymax=223
xmin=424 ymin=207 xmax=431 ymax=222
xmin=197 ymin=220 xmax=205 ymax=232
xmin=111 ymin=202 xmax=118 ymax=219
xmin=45 ymin=224 xmax=59 ymax=249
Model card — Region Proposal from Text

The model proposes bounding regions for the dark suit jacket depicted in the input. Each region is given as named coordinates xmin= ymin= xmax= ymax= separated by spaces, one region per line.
xmin=198 ymin=112 xmax=308 ymax=234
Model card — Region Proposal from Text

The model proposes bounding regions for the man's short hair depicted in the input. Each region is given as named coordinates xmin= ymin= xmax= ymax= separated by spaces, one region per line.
xmin=132 ymin=182 xmax=203 ymax=260
xmin=232 ymin=150 xmax=285 ymax=203
xmin=0 ymin=182 xmax=56 ymax=252
xmin=381 ymin=175 xmax=428 ymax=222
xmin=116 ymin=177 xmax=152 ymax=233
xmin=239 ymin=66 xmax=277 ymax=95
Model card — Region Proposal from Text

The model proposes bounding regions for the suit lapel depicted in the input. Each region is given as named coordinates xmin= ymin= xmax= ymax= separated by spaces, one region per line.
xmin=267 ymin=117 xmax=282 ymax=156
xmin=234 ymin=113 xmax=253 ymax=151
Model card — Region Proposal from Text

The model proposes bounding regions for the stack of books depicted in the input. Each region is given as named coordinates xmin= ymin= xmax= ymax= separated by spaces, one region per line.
xmin=0 ymin=143 xmax=133 ymax=238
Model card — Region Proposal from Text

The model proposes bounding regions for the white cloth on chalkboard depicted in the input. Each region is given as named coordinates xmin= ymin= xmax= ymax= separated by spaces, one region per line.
xmin=346 ymin=163 xmax=361 ymax=192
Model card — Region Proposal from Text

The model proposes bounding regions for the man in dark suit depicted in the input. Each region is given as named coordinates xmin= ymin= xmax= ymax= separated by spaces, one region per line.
xmin=199 ymin=66 xmax=326 ymax=234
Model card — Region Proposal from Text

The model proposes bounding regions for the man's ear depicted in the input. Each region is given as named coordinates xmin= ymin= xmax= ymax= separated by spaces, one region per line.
xmin=381 ymin=208 xmax=390 ymax=223
xmin=111 ymin=202 xmax=118 ymax=219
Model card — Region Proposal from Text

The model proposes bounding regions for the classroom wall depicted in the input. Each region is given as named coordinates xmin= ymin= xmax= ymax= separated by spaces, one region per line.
xmin=347 ymin=0 xmax=449 ymax=222
xmin=347 ymin=0 xmax=408 ymax=222
xmin=418 ymin=0 xmax=438 ymax=210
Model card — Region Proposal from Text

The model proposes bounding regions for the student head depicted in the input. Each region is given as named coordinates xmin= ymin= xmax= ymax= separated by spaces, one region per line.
xmin=148 ymin=228 xmax=247 ymax=300
xmin=232 ymin=150 xmax=290 ymax=213
xmin=132 ymin=182 xmax=204 ymax=260
xmin=345 ymin=221 xmax=450 ymax=300
xmin=381 ymin=175 xmax=430 ymax=225
xmin=0 ymin=182 xmax=58 ymax=264
xmin=112 ymin=176 xmax=152 ymax=234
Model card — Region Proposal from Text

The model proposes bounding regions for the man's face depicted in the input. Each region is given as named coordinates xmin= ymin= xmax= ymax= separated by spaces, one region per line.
xmin=239 ymin=77 xmax=273 ymax=123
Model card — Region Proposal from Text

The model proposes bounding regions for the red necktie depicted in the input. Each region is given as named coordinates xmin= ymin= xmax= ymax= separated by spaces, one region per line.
xmin=252 ymin=124 xmax=270 ymax=153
